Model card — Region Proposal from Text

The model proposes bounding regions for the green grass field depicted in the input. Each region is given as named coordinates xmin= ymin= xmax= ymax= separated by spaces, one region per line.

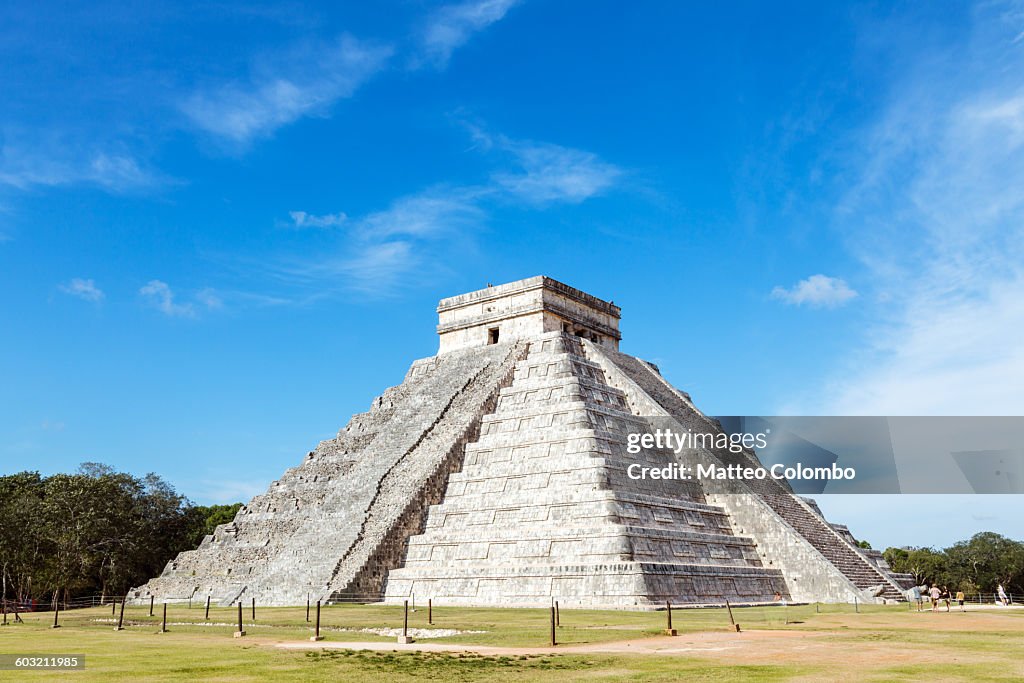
xmin=1 ymin=602 xmax=1022 ymax=681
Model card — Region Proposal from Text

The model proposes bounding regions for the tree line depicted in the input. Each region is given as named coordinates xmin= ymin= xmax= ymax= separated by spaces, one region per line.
xmin=883 ymin=532 xmax=1024 ymax=596
xmin=3 ymin=462 xmax=1020 ymax=605
xmin=0 ymin=464 xmax=241 ymax=607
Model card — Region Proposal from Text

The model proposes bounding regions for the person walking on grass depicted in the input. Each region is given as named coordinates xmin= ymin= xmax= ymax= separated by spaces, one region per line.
xmin=941 ymin=586 xmax=951 ymax=612
xmin=929 ymin=585 xmax=941 ymax=612
xmin=955 ymin=590 xmax=965 ymax=612
xmin=910 ymin=585 xmax=923 ymax=611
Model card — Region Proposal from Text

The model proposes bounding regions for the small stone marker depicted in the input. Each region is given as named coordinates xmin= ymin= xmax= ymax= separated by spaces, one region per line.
xmin=664 ymin=601 xmax=676 ymax=636
xmin=234 ymin=602 xmax=245 ymax=637
xmin=115 ymin=596 xmax=126 ymax=631
xmin=397 ymin=600 xmax=414 ymax=644
xmin=309 ymin=600 xmax=323 ymax=641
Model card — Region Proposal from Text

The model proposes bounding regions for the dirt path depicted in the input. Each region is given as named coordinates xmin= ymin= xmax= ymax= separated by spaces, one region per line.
xmin=276 ymin=628 xmax=839 ymax=658
xmin=276 ymin=613 xmax=1023 ymax=669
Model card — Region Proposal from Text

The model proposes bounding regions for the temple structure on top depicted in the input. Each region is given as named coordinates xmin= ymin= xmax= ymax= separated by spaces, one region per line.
xmin=437 ymin=276 xmax=621 ymax=353
xmin=132 ymin=276 xmax=912 ymax=609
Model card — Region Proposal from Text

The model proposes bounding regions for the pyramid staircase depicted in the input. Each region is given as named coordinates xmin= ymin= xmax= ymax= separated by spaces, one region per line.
xmin=383 ymin=333 xmax=787 ymax=607
xmin=596 ymin=347 xmax=905 ymax=601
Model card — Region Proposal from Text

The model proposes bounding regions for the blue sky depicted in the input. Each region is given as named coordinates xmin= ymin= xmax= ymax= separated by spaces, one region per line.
xmin=2 ymin=1 xmax=1022 ymax=549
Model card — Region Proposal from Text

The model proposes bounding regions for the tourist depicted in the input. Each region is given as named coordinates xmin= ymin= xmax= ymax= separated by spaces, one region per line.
xmin=941 ymin=586 xmax=951 ymax=612
xmin=909 ymin=585 xmax=922 ymax=611
xmin=955 ymin=589 xmax=965 ymax=612
xmin=929 ymin=584 xmax=940 ymax=612
xmin=997 ymin=584 xmax=1008 ymax=606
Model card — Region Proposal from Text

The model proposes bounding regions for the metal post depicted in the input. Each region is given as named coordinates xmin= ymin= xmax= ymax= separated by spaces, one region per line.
xmin=428 ymin=599 xmax=432 ymax=625
xmin=666 ymin=601 xmax=673 ymax=631
xmin=550 ymin=606 xmax=556 ymax=646
xmin=53 ymin=601 xmax=60 ymax=628
xmin=315 ymin=601 xmax=321 ymax=640
xmin=726 ymin=598 xmax=735 ymax=625
xmin=116 ymin=595 xmax=126 ymax=631
xmin=234 ymin=602 xmax=244 ymax=637
xmin=161 ymin=603 xmax=167 ymax=633
xmin=112 ymin=599 xmax=116 ymax=616
xmin=306 ymin=595 xmax=310 ymax=623
xmin=252 ymin=597 xmax=256 ymax=621
xmin=205 ymin=595 xmax=211 ymax=620
xmin=149 ymin=595 xmax=154 ymax=617
xmin=403 ymin=600 xmax=409 ymax=637
xmin=555 ymin=600 xmax=560 ymax=627
xmin=854 ymin=596 xmax=859 ymax=613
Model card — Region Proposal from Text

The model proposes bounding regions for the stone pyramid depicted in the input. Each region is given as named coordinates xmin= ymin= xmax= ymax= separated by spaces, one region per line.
xmin=132 ymin=276 xmax=910 ymax=608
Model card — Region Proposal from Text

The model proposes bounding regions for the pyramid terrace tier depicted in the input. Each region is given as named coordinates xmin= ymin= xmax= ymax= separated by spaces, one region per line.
xmin=384 ymin=562 xmax=787 ymax=608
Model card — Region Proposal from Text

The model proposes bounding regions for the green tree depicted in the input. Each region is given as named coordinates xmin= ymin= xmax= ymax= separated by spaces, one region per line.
xmin=0 ymin=464 xmax=241 ymax=605
xmin=882 ymin=546 xmax=948 ymax=586
xmin=945 ymin=532 xmax=1024 ymax=595
xmin=0 ymin=472 xmax=47 ymax=602
xmin=185 ymin=503 xmax=243 ymax=547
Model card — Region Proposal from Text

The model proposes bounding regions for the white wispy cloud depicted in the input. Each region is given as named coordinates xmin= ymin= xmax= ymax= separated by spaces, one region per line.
xmin=196 ymin=288 xmax=224 ymax=310
xmin=140 ymin=280 xmax=195 ymax=317
xmin=494 ymin=139 xmax=622 ymax=205
xmin=418 ymin=0 xmax=521 ymax=67
xmin=354 ymin=187 xmax=488 ymax=239
xmin=288 ymin=210 xmax=347 ymax=229
xmin=771 ymin=274 xmax=858 ymax=308
xmin=139 ymin=281 xmax=228 ymax=317
xmin=335 ymin=241 xmax=417 ymax=292
xmin=814 ymin=1 xmax=1024 ymax=415
xmin=59 ymin=278 xmax=105 ymax=303
xmin=242 ymin=128 xmax=621 ymax=298
xmin=0 ymin=133 xmax=166 ymax=193
xmin=182 ymin=35 xmax=393 ymax=144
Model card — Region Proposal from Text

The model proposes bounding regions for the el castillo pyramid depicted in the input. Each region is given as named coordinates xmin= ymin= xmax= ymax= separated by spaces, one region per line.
xmin=132 ymin=276 xmax=911 ymax=608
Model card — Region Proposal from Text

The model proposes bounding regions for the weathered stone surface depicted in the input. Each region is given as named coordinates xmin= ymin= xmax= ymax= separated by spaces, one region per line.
xmin=383 ymin=333 xmax=786 ymax=607
xmin=132 ymin=342 xmax=526 ymax=606
xmin=132 ymin=276 xmax=907 ymax=607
